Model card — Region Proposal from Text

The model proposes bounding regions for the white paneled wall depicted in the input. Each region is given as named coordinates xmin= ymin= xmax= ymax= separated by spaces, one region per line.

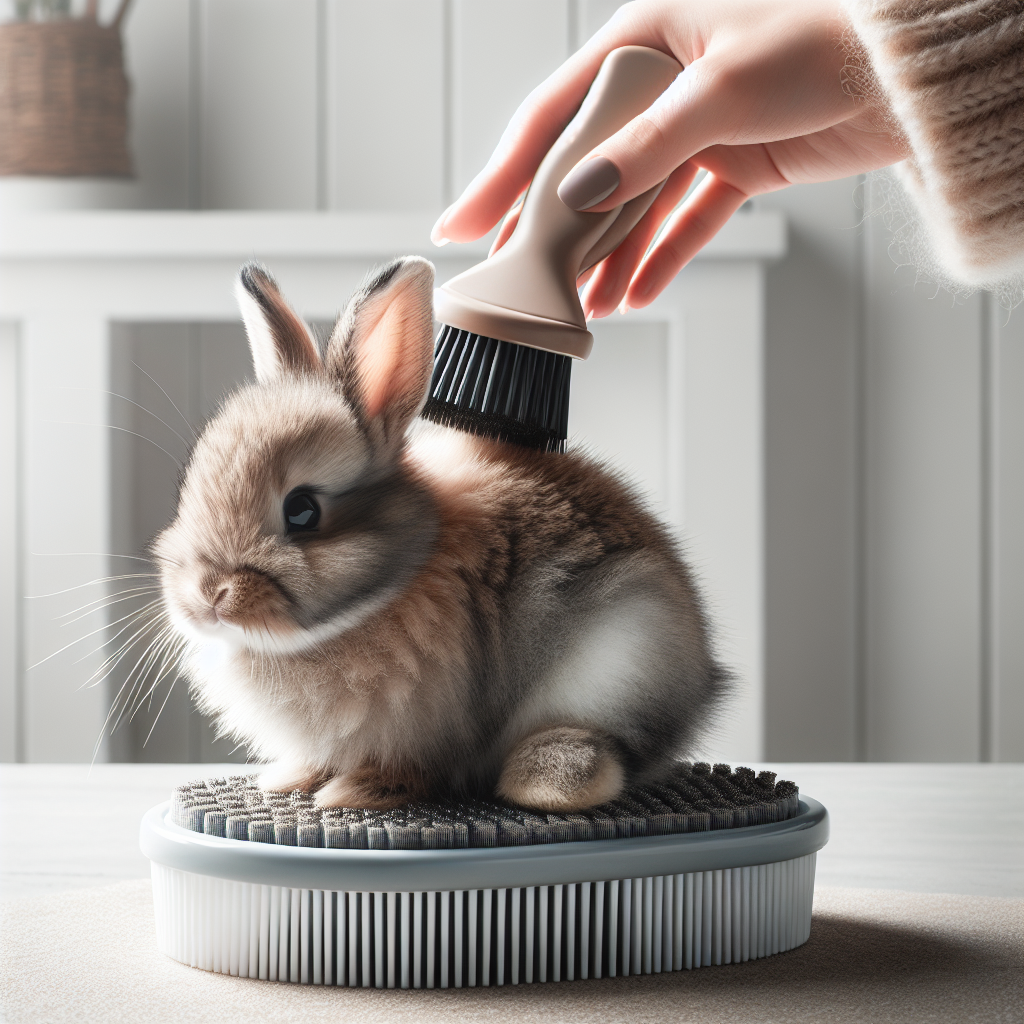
xmin=994 ymin=308 xmax=1024 ymax=760
xmin=760 ymin=179 xmax=861 ymax=762
xmin=863 ymin=210 xmax=985 ymax=761
xmin=108 ymin=322 xmax=257 ymax=763
xmin=1 ymin=0 xmax=1020 ymax=764
xmin=199 ymin=0 xmax=321 ymax=210
xmin=326 ymin=1 xmax=446 ymax=210
xmin=119 ymin=0 xmax=619 ymax=211
xmin=450 ymin=0 xmax=569 ymax=196
xmin=0 ymin=324 xmax=18 ymax=762
xmin=759 ymin=176 xmax=1024 ymax=763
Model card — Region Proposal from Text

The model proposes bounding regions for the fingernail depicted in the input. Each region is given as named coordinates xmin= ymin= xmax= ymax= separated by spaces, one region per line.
xmin=430 ymin=206 xmax=452 ymax=246
xmin=618 ymin=299 xmax=630 ymax=315
xmin=557 ymin=156 xmax=620 ymax=212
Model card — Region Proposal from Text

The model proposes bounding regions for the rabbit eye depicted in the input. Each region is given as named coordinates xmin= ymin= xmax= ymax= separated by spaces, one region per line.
xmin=284 ymin=492 xmax=320 ymax=533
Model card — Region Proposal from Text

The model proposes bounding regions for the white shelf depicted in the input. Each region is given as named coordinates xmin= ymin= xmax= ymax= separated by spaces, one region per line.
xmin=0 ymin=209 xmax=785 ymax=262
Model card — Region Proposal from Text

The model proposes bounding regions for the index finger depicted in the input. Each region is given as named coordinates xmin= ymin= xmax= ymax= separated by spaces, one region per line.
xmin=435 ymin=14 xmax=674 ymax=243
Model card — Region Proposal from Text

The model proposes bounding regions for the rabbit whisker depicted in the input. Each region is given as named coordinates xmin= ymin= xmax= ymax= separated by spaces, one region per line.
xmin=136 ymin=638 xmax=190 ymax=750
xmin=58 ymin=587 xmax=162 ymax=624
xmin=58 ymin=385 xmax=194 ymax=452
xmin=83 ymin=613 xmax=168 ymax=695
xmin=131 ymin=360 xmax=199 ymax=440
xmin=32 ymin=599 xmax=162 ymax=672
xmin=75 ymin=605 xmax=167 ymax=683
xmin=26 ymin=573 xmax=159 ymax=600
xmin=30 ymin=552 xmax=156 ymax=564
xmin=116 ymin=623 xmax=174 ymax=710
xmin=93 ymin=630 xmax=172 ymax=752
xmin=89 ymin=607 xmax=166 ymax=681
xmin=93 ymin=626 xmax=181 ymax=763
xmin=47 ymin=421 xmax=183 ymax=470
xmin=124 ymin=628 xmax=181 ymax=723
xmin=108 ymin=626 xmax=181 ymax=735
xmin=136 ymin=639 xmax=187 ymax=723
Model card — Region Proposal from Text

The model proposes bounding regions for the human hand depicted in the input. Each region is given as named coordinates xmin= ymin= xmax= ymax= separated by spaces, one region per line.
xmin=431 ymin=0 xmax=907 ymax=317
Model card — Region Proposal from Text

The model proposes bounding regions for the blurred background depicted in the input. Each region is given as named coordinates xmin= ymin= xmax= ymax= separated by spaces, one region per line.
xmin=0 ymin=0 xmax=1020 ymax=768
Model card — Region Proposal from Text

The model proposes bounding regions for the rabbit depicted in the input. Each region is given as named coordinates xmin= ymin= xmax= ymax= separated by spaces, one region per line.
xmin=155 ymin=256 xmax=728 ymax=812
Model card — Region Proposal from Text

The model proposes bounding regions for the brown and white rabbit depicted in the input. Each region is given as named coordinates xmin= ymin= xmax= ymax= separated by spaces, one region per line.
xmin=155 ymin=257 xmax=727 ymax=812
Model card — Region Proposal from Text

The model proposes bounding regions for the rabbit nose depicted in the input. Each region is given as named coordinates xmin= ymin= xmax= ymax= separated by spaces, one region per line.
xmin=212 ymin=583 xmax=233 ymax=621
xmin=208 ymin=569 xmax=286 ymax=629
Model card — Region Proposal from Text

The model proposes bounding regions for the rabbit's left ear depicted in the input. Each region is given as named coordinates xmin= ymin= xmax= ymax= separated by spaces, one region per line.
xmin=327 ymin=257 xmax=435 ymax=442
xmin=236 ymin=263 xmax=321 ymax=383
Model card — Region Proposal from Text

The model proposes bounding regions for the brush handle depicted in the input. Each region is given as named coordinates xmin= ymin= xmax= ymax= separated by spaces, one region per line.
xmin=435 ymin=46 xmax=683 ymax=359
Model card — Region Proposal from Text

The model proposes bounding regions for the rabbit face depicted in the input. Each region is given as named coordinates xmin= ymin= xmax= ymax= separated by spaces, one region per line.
xmin=155 ymin=258 xmax=438 ymax=657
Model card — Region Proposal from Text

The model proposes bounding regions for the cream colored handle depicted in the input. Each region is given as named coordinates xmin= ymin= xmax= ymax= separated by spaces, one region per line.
xmin=435 ymin=46 xmax=683 ymax=359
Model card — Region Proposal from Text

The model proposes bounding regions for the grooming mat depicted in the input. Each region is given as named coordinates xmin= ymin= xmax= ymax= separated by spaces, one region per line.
xmin=141 ymin=764 xmax=829 ymax=987
xmin=0 ymin=19 xmax=132 ymax=177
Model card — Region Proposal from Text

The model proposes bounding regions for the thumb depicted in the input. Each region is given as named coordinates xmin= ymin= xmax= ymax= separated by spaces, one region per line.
xmin=556 ymin=57 xmax=730 ymax=213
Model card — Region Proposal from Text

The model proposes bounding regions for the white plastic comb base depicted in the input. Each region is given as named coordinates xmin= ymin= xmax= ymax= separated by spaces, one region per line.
xmin=151 ymin=853 xmax=816 ymax=986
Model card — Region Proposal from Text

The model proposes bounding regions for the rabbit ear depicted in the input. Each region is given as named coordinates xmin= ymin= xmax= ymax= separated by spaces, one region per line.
xmin=326 ymin=257 xmax=435 ymax=441
xmin=236 ymin=263 xmax=321 ymax=383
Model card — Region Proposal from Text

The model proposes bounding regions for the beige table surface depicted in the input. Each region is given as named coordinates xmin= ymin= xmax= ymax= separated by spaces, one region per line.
xmin=1 ymin=763 xmax=1022 ymax=1024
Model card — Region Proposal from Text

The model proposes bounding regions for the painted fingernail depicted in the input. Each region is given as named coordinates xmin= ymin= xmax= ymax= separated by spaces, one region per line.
xmin=557 ymin=156 xmax=620 ymax=211
xmin=618 ymin=299 xmax=630 ymax=315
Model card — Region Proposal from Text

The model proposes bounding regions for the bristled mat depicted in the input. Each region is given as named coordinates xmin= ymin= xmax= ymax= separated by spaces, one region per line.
xmin=172 ymin=762 xmax=800 ymax=850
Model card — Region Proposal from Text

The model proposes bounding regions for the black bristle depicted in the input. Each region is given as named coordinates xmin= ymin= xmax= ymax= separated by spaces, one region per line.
xmin=421 ymin=324 xmax=572 ymax=453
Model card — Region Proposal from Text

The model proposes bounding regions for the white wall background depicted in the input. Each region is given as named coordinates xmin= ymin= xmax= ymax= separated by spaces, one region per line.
xmin=0 ymin=0 xmax=1020 ymax=763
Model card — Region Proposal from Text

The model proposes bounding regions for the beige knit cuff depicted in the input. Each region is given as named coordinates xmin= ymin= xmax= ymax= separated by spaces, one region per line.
xmin=843 ymin=0 xmax=1023 ymax=289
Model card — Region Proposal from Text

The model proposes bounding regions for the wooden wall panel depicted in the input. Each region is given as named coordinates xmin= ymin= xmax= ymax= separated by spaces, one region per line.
xmin=325 ymin=0 xmax=446 ymax=211
xmin=451 ymin=0 xmax=570 ymax=198
xmin=199 ymin=0 xmax=320 ymax=210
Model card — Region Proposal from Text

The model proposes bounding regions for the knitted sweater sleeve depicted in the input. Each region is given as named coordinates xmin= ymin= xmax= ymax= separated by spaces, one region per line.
xmin=843 ymin=0 xmax=1023 ymax=288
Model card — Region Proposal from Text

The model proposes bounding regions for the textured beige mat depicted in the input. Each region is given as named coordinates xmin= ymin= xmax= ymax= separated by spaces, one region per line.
xmin=2 ymin=879 xmax=1021 ymax=1024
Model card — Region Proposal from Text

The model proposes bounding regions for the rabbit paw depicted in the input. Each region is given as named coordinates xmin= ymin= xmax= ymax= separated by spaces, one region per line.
xmin=496 ymin=726 xmax=625 ymax=812
xmin=314 ymin=763 xmax=428 ymax=810
xmin=257 ymin=761 xmax=325 ymax=793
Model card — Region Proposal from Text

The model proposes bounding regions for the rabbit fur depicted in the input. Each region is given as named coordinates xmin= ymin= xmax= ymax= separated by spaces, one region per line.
xmin=155 ymin=257 xmax=728 ymax=812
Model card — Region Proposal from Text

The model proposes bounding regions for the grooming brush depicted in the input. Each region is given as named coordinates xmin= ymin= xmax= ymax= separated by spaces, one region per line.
xmin=423 ymin=46 xmax=682 ymax=453
xmin=141 ymin=763 xmax=829 ymax=987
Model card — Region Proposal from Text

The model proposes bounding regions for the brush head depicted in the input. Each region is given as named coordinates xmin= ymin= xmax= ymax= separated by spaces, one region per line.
xmin=171 ymin=762 xmax=800 ymax=850
xmin=420 ymin=325 xmax=572 ymax=453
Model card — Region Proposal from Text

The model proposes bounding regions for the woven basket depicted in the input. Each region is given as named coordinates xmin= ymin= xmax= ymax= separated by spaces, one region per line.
xmin=0 ymin=19 xmax=132 ymax=177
